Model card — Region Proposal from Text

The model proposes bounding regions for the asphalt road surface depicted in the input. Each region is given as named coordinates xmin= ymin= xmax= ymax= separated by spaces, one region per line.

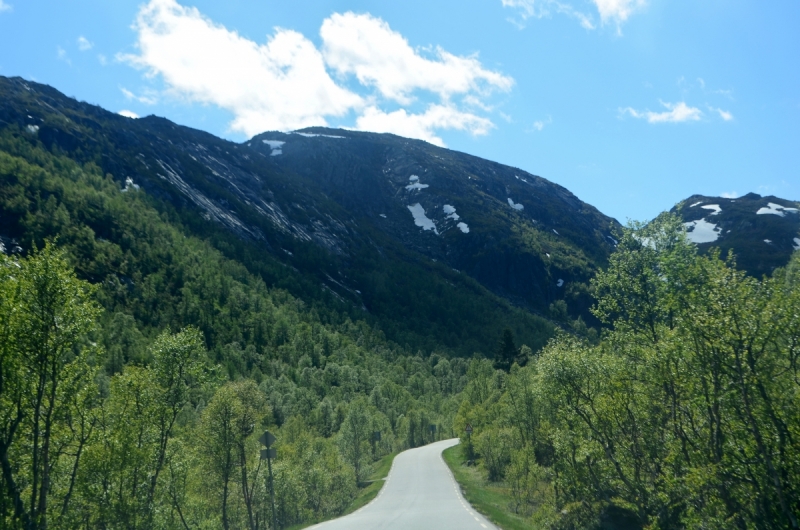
xmin=310 ymin=438 xmax=496 ymax=530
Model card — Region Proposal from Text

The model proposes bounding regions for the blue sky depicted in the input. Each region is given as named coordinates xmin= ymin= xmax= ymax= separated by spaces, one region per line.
xmin=0 ymin=0 xmax=797 ymax=222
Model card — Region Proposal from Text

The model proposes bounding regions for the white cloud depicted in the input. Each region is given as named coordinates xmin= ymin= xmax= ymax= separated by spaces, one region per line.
xmin=321 ymin=12 xmax=513 ymax=105
xmin=696 ymin=78 xmax=735 ymax=101
xmin=720 ymin=191 xmax=738 ymax=199
xmin=121 ymin=87 xmax=159 ymax=105
xmin=711 ymin=88 xmax=734 ymax=101
xmin=98 ymin=54 xmax=108 ymax=66
xmin=121 ymin=0 xmax=510 ymax=144
xmin=501 ymin=0 xmax=544 ymax=20
xmin=592 ymin=0 xmax=645 ymax=27
xmin=501 ymin=0 xmax=594 ymax=29
xmin=119 ymin=0 xmax=364 ymax=136
xmin=502 ymin=0 xmax=645 ymax=31
xmin=463 ymin=94 xmax=494 ymax=112
xmin=0 ymin=1 xmax=11 ymax=13
xmin=530 ymin=115 xmax=552 ymax=131
xmin=77 ymin=36 xmax=93 ymax=51
xmin=57 ymin=46 xmax=71 ymax=65
xmin=118 ymin=110 xmax=140 ymax=119
xmin=355 ymin=105 xmax=494 ymax=147
xmin=711 ymin=107 xmax=734 ymax=121
xmin=620 ymin=101 xmax=703 ymax=123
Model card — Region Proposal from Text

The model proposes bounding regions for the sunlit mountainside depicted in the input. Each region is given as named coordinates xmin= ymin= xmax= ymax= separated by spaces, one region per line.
xmin=0 ymin=75 xmax=623 ymax=351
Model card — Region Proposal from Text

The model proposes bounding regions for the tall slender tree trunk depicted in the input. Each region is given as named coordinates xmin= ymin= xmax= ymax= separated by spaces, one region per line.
xmin=37 ymin=356 xmax=60 ymax=530
xmin=1 ymin=409 xmax=32 ymax=529
xmin=221 ymin=477 xmax=230 ymax=530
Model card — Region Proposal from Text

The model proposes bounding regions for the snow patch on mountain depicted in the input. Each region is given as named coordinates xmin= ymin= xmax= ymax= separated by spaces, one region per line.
xmin=443 ymin=204 xmax=460 ymax=220
xmin=262 ymin=140 xmax=285 ymax=156
xmin=406 ymin=175 xmax=429 ymax=191
xmin=507 ymin=198 xmax=524 ymax=210
xmin=408 ymin=203 xmax=438 ymax=234
xmin=457 ymin=222 xmax=469 ymax=233
xmin=794 ymin=238 xmax=800 ymax=250
xmin=684 ymin=218 xmax=721 ymax=243
xmin=122 ymin=177 xmax=140 ymax=192
xmin=702 ymin=204 xmax=722 ymax=215
xmin=690 ymin=201 xmax=703 ymax=208
xmin=557 ymin=279 xmax=564 ymax=287
xmin=757 ymin=202 xmax=799 ymax=216
xmin=294 ymin=132 xmax=345 ymax=139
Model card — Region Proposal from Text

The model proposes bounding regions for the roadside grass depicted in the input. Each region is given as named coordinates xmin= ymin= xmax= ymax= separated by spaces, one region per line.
xmin=286 ymin=450 xmax=398 ymax=530
xmin=442 ymin=443 xmax=531 ymax=530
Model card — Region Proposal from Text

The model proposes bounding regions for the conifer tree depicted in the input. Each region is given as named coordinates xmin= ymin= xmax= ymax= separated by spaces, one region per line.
xmin=494 ymin=328 xmax=517 ymax=372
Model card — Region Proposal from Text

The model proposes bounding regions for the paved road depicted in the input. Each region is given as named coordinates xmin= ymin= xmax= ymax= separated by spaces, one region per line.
xmin=310 ymin=439 xmax=496 ymax=530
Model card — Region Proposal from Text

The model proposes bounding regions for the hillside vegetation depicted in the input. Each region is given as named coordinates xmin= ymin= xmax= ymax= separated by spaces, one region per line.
xmin=0 ymin=75 xmax=577 ymax=357
xmin=3 ymin=75 xmax=798 ymax=530
xmin=0 ymin=130 xmax=492 ymax=529
xmin=456 ymin=214 xmax=800 ymax=529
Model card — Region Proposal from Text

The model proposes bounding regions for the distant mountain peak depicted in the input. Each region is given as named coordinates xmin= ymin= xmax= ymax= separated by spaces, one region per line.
xmin=674 ymin=193 xmax=800 ymax=276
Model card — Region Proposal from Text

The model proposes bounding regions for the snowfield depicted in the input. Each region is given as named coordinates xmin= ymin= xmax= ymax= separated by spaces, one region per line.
xmin=262 ymin=139 xmax=285 ymax=156
xmin=407 ymin=204 xmax=438 ymax=234
xmin=684 ymin=219 xmax=721 ymax=243
xmin=507 ymin=198 xmax=524 ymax=211
xmin=756 ymin=202 xmax=799 ymax=216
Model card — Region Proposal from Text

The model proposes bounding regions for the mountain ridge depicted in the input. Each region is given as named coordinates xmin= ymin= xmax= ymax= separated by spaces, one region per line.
xmin=3 ymin=74 xmax=796 ymax=355
xmin=1 ymin=75 xmax=612 ymax=355
xmin=673 ymin=192 xmax=800 ymax=277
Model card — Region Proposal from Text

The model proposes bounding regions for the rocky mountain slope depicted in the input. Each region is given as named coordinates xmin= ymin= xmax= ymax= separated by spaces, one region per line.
xmin=0 ymin=76 xmax=619 ymax=353
xmin=674 ymin=193 xmax=800 ymax=277
xmin=250 ymin=127 xmax=619 ymax=313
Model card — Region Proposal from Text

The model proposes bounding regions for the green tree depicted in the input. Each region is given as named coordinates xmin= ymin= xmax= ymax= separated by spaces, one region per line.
xmin=337 ymin=399 xmax=371 ymax=484
xmin=494 ymin=328 xmax=517 ymax=372
xmin=200 ymin=380 xmax=269 ymax=530
xmin=200 ymin=385 xmax=240 ymax=530
xmin=0 ymin=242 xmax=99 ymax=530
xmin=458 ymin=215 xmax=800 ymax=528
xmin=76 ymin=328 xmax=206 ymax=529
xmin=148 ymin=327 xmax=207 ymax=510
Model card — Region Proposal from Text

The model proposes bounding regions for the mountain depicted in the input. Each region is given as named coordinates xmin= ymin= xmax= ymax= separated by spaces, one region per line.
xmin=674 ymin=193 xmax=800 ymax=277
xmin=0 ymin=76 xmax=619 ymax=355
xmin=249 ymin=128 xmax=619 ymax=313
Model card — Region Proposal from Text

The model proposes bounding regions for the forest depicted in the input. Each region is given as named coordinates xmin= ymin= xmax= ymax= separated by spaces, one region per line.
xmin=1 ymin=120 xmax=799 ymax=530
xmin=457 ymin=214 xmax=800 ymax=529
xmin=0 ymin=129 xmax=484 ymax=529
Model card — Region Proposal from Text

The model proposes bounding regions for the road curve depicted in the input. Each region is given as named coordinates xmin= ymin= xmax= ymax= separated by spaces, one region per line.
xmin=310 ymin=439 xmax=496 ymax=530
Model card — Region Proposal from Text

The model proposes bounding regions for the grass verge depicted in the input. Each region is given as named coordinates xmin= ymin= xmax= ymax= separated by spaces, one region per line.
xmin=442 ymin=443 xmax=531 ymax=530
xmin=287 ymin=450 xmax=398 ymax=529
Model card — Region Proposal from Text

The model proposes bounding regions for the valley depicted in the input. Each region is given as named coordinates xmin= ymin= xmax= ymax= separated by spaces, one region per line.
xmin=0 ymin=75 xmax=798 ymax=530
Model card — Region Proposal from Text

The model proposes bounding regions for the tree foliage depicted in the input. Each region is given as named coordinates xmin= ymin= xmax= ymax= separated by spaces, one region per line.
xmin=0 ymin=243 xmax=99 ymax=530
xmin=0 ymin=133 xmax=480 ymax=528
xmin=458 ymin=213 xmax=800 ymax=529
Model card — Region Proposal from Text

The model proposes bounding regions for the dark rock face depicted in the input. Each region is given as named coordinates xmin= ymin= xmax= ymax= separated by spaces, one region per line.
xmin=251 ymin=128 xmax=619 ymax=314
xmin=674 ymin=193 xmax=800 ymax=277
xmin=0 ymin=75 xmax=619 ymax=321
